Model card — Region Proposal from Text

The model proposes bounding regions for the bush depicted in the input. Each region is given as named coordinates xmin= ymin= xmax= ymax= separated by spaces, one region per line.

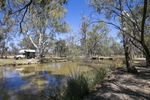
xmin=108 ymin=64 xmax=117 ymax=71
xmin=87 ymin=67 xmax=108 ymax=88
xmin=63 ymin=72 xmax=89 ymax=100
xmin=93 ymin=67 xmax=107 ymax=84
xmin=62 ymin=67 xmax=108 ymax=100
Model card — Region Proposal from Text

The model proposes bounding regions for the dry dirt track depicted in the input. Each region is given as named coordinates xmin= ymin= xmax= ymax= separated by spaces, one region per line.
xmin=84 ymin=67 xmax=150 ymax=100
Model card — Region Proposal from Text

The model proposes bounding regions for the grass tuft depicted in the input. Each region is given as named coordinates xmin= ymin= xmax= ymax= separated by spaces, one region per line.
xmin=63 ymin=72 xmax=89 ymax=100
xmin=86 ymin=67 xmax=108 ymax=88
xmin=62 ymin=66 xmax=108 ymax=100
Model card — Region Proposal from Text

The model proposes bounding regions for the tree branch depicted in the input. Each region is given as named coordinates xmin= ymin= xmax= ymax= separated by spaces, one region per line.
xmin=130 ymin=40 xmax=145 ymax=53
xmin=126 ymin=2 xmax=141 ymax=33
xmin=26 ymin=32 xmax=38 ymax=49
xmin=11 ymin=0 xmax=32 ymax=14
xmin=20 ymin=6 xmax=28 ymax=33
xmin=89 ymin=20 xmax=142 ymax=44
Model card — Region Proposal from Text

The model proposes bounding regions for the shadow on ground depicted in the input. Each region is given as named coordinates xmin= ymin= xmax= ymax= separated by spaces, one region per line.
xmin=84 ymin=67 xmax=150 ymax=100
xmin=137 ymin=67 xmax=150 ymax=80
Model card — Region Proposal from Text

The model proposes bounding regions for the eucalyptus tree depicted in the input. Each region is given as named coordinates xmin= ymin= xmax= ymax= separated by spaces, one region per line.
xmin=110 ymin=40 xmax=124 ymax=55
xmin=0 ymin=25 xmax=14 ymax=58
xmin=0 ymin=3 xmax=15 ymax=58
xmin=18 ymin=37 xmax=35 ymax=49
xmin=88 ymin=0 xmax=150 ymax=71
xmin=54 ymin=39 xmax=68 ymax=57
xmin=80 ymin=16 xmax=112 ymax=57
xmin=80 ymin=15 xmax=89 ymax=55
xmin=0 ymin=33 xmax=7 ymax=58
xmin=86 ymin=22 xmax=110 ymax=56
xmin=0 ymin=0 xmax=70 ymax=62
xmin=9 ymin=42 xmax=19 ymax=55
xmin=66 ymin=33 xmax=81 ymax=61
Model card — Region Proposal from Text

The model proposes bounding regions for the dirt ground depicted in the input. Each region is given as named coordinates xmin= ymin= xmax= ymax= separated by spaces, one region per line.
xmin=84 ymin=66 xmax=150 ymax=100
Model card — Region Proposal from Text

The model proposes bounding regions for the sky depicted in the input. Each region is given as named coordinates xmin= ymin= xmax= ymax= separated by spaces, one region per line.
xmin=1 ymin=0 xmax=120 ymax=48
xmin=57 ymin=0 xmax=118 ymax=39
xmin=64 ymin=0 xmax=92 ymax=33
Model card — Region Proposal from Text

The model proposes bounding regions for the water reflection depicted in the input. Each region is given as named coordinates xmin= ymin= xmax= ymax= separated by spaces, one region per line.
xmin=0 ymin=68 xmax=28 ymax=100
xmin=0 ymin=68 xmax=27 ymax=89
xmin=0 ymin=68 xmax=64 ymax=99
xmin=0 ymin=62 xmax=91 ymax=100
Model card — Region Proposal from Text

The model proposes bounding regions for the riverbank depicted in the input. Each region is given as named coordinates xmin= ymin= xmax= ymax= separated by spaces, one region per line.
xmin=0 ymin=57 xmax=68 ymax=67
xmin=84 ymin=66 xmax=150 ymax=100
xmin=0 ymin=58 xmax=39 ymax=66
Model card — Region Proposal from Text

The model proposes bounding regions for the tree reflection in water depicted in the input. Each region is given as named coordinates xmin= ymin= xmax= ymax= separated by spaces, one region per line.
xmin=0 ymin=67 xmax=65 ymax=100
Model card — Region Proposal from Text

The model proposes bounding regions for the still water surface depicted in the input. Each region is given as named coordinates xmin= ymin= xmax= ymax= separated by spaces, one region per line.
xmin=0 ymin=62 xmax=91 ymax=100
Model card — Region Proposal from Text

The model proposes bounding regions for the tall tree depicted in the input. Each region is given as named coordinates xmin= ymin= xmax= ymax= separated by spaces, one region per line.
xmin=80 ymin=15 xmax=89 ymax=55
xmin=80 ymin=16 xmax=112 ymax=57
xmin=18 ymin=37 xmax=36 ymax=49
xmin=54 ymin=39 xmax=68 ymax=57
xmin=66 ymin=33 xmax=81 ymax=61
xmin=88 ymin=0 xmax=150 ymax=70
xmin=9 ymin=42 xmax=19 ymax=55
xmin=86 ymin=23 xmax=110 ymax=56
xmin=110 ymin=39 xmax=124 ymax=55
xmin=0 ymin=0 xmax=70 ymax=62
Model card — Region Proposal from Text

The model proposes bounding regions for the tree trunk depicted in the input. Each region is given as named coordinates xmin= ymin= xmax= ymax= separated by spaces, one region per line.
xmin=141 ymin=49 xmax=150 ymax=67
xmin=27 ymin=33 xmax=45 ymax=63
xmin=141 ymin=41 xmax=150 ymax=67
xmin=36 ymin=47 xmax=45 ymax=63
xmin=1 ymin=43 xmax=5 ymax=58
xmin=1 ymin=48 xmax=4 ymax=58
xmin=123 ymin=34 xmax=138 ymax=73
xmin=140 ymin=0 xmax=150 ymax=67
xmin=4 ymin=47 xmax=8 ymax=59
xmin=123 ymin=35 xmax=130 ymax=69
xmin=119 ymin=0 xmax=138 ymax=74
xmin=145 ymin=53 xmax=150 ymax=67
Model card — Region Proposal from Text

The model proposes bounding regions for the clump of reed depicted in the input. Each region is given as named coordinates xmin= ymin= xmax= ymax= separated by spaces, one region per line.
xmin=86 ymin=67 xmax=108 ymax=88
xmin=62 ymin=71 xmax=89 ymax=100
xmin=62 ymin=67 xmax=108 ymax=100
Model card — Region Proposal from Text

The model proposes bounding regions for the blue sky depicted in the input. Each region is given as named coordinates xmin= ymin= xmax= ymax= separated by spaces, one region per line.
xmin=64 ymin=0 xmax=93 ymax=33
xmin=1 ymin=0 xmax=119 ymax=48
xmin=57 ymin=0 xmax=119 ymax=39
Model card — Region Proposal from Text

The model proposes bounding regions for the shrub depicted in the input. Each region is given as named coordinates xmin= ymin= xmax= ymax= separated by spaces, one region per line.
xmin=87 ymin=67 xmax=108 ymax=88
xmin=94 ymin=67 xmax=107 ymax=84
xmin=61 ymin=66 xmax=109 ymax=100
xmin=63 ymin=72 xmax=89 ymax=100
xmin=109 ymin=64 xmax=117 ymax=71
